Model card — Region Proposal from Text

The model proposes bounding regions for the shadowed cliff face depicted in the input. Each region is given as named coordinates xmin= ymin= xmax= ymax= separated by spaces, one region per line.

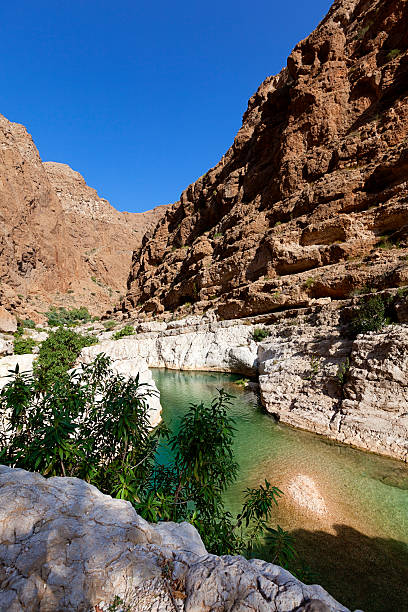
xmin=0 ymin=117 xmax=167 ymax=320
xmin=124 ymin=0 xmax=408 ymax=319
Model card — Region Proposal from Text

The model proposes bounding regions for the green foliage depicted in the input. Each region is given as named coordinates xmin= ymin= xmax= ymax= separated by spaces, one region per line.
xmin=0 ymin=355 xmax=160 ymax=491
xmin=387 ymin=49 xmax=400 ymax=61
xmin=103 ymin=320 xmax=117 ymax=331
xmin=13 ymin=337 xmax=37 ymax=355
xmin=213 ymin=232 xmax=223 ymax=239
xmin=305 ymin=354 xmax=321 ymax=380
xmin=304 ymin=277 xmax=315 ymax=289
xmin=13 ymin=326 xmax=24 ymax=339
xmin=46 ymin=306 xmax=92 ymax=327
xmin=113 ymin=325 xmax=135 ymax=340
xmin=33 ymin=327 xmax=98 ymax=388
xmin=234 ymin=377 xmax=250 ymax=388
xmin=337 ymin=358 xmax=350 ymax=385
xmin=351 ymin=296 xmax=389 ymax=336
xmin=266 ymin=525 xmax=298 ymax=567
xmin=252 ymin=327 xmax=270 ymax=343
xmin=0 ymin=364 xmax=290 ymax=561
xmin=22 ymin=319 xmax=36 ymax=329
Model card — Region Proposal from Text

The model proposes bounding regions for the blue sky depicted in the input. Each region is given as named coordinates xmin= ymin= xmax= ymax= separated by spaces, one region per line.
xmin=1 ymin=0 xmax=332 ymax=213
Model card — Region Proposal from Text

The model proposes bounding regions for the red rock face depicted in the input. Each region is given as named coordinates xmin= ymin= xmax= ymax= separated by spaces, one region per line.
xmin=124 ymin=0 xmax=408 ymax=319
xmin=0 ymin=116 xmax=167 ymax=320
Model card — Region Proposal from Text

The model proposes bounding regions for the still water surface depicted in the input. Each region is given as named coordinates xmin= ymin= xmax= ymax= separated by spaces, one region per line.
xmin=152 ymin=369 xmax=408 ymax=612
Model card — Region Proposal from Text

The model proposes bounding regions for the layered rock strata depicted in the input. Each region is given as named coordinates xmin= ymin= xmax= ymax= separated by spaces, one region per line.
xmin=124 ymin=0 xmax=408 ymax=320
xmin=0 ymin=465 xmax=357 ymax=611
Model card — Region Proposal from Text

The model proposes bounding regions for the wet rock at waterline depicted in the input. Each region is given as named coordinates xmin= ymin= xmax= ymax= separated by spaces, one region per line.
xmin=0 ymin=465 xmax=357 ymax=612
xmin=80 ymin=308 xmax=408 ymax=461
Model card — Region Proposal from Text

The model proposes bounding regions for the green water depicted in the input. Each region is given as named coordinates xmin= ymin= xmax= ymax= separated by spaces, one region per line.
xmin=152 ymin=369 xmax=408 ymax=612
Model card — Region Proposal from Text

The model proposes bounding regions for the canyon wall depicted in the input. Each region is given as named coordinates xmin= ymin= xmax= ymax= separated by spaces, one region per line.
xmin=0 ymin=116 xmax=167 ymax=320
xmin=123 ymin=0 xmax=408 ymax=319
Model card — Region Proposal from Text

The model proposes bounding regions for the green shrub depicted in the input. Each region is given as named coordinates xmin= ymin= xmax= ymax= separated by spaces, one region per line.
xmin=387 ymin=49 xmax=400 ymax=61
xmin=252 ymin=327 xmax=270 ymax=342
xmin=13 ymin=326 xmax=24 ymax=339
xmin=103 ymin=320 xmax=117 ymax=331
xmin=46 ymin=306 xmax=92 ymax=327
xmin=0 ymin=362 xmax=286 ymax=560
xmin=33 ymin=327 xmax=98 ymax=388
xmin=351 ymin=296 xmax=389 ymax=336
xmin=22 ymin=319 xmax=36 ymax=329
xmin=113 ymin=325 xmax=135 ymax=340
xmin=13 ymin=337 xmax=37 ymax=355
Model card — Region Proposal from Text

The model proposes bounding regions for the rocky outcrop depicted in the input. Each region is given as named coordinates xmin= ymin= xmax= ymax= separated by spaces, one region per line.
xmin=257 ymin=306 xmax=408 ymax=462
xmin=0 ymin=114 xmax=167 ymax=321
xmin=0 ymin=114 xmax=85 ymax=321
xmin=0 ymin=308 xmax=17 ymax=334
xmin=44 ymin=162 xmax=167 ymax=315
xmin=0 ymin=465 xmax=356 ymax=611
xmin=80 ymin=303 xmax=408 ymax=461
xmin=124 ymin=0 xmax=408 ymax=320
xmin=80 ymin=315 xmax=259 ymax=376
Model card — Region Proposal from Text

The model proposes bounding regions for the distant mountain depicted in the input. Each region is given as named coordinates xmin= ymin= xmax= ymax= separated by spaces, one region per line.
xmin=0 ymin=114 xmax=167 ymax=320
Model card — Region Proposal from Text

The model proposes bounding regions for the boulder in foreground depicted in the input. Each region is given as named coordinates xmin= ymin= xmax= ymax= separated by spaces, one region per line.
xmin=0 ymin=465 xmax=358 ymax=611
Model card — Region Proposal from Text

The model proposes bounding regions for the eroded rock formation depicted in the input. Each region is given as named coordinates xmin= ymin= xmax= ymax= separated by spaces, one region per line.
xmin=80 ymin=300 xmax=408 ymax=462
xmin=0 ymin=465 xmax=356 ymax=611
xmin=0 ymin=115 xmax=167 ymax=320
xmin=124 ymin=0 xmax=408 ymax=319
xmin=44 ymin=162 xmax=167 ymax=315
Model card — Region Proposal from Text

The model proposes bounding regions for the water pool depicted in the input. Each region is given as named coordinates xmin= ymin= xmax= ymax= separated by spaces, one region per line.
xmin=152 ymin=369 xmax=408 ymax=612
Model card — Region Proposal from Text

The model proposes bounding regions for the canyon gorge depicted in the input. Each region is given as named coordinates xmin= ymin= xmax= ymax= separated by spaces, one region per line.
xmin=0 ymin=0 xmax=407 ymax=610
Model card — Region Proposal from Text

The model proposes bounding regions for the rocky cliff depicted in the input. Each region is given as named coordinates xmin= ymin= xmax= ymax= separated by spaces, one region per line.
xmin=0 ymin=115 xmax=167 ymax=320
xmin=0 ymin=465 xmax=357 ymax=611
xmin=0 ymin=114 xmax=84 ymax=320
xmin=43 ymin=162 xmax=167 ymax=315
xmin=123 ymin=0 xmax=408 ymax=319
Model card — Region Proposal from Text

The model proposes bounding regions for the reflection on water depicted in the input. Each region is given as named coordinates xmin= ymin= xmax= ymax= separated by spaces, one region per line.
xmin=152 ymin=369 xmax=408 ymax=612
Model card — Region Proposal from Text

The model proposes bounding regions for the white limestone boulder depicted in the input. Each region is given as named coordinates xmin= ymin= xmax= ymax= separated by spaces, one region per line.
xmin=0 ymin=466 xmax=355 ymax=612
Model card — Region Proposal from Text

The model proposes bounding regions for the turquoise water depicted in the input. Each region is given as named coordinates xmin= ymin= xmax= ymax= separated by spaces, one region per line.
xmin=152 ymin=369 xmax=408 ymax=612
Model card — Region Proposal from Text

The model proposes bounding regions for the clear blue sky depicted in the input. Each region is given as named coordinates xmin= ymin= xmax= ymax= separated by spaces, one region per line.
xmin=0 ymin=0 xmax=332 ymax=213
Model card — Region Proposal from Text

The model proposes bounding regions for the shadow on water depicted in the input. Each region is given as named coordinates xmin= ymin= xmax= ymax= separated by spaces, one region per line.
xmin=275 ymin=524 xmax=408 ymax=612
xmin=153 ymin=369 xmax=408 ymax=612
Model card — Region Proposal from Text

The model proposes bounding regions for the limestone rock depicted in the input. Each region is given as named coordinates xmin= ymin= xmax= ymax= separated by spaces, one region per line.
xmin=123 ymin=0 xmax=408 ymax=319
xmin=0 ymin=465 xmax=354 ymax=612
xmin=0 ymin=354 xmax=36 ymax=390
xmin=257 ymin=311 xmax=408 ymax=462
xmin=80 ymin=319 xmax=258 ymax=376
xmin=0 ymin=337 xmax=13 ymax=357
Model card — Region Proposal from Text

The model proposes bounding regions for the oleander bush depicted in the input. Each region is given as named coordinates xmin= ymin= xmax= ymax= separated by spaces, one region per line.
xmin=33 ymin=327 xmax=98 ymax=388
xmin=0 ymin=355 xmax=293 ymax=563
